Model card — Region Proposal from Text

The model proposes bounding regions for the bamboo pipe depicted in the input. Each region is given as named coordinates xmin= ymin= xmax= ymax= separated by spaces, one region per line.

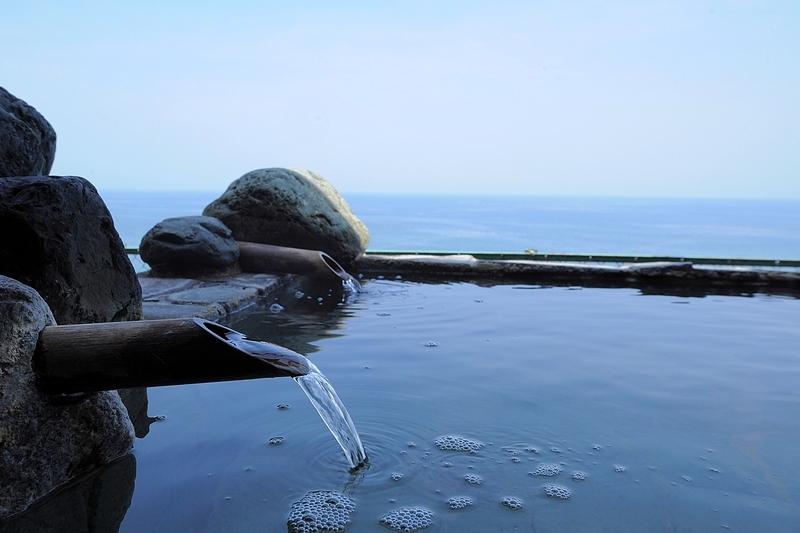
xmin=34 ymin=318 xmax=311 ymax=395
xmin=237 ymin=241 xmax=352 ymax=283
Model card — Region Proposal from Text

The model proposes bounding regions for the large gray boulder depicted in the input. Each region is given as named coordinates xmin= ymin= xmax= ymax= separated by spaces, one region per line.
xmin=139 ymin=215 xmax=239 ymax=277
xmin=0 ymin=175 xmax=142 ymax=324
xmin=203 ymin=168 xmax=369 ymax=264
xmin=0 ymin=276 xmax=135 ymax=518
xmin=0 ymin=87 xmax=56 ymax=177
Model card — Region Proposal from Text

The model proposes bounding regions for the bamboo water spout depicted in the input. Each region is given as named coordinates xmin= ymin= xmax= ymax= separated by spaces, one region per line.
xmin=237 ymin=241 xmax=353 ymax=283
xmin=34 ymin=318 xmax=311 ymax=395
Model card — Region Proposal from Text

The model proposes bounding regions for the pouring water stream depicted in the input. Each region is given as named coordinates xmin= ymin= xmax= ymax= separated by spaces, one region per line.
xmin=231 ymin=275 xmax=367 ymax=469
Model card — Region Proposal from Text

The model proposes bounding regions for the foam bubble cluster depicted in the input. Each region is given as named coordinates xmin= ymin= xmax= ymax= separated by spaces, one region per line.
xmin=501 ymin=496 xmax=523 ymax=510
xmin=447 ymin=496 xmax=473 ymax=510
xmin=268 ymin=436 xmax=285 ymax=446
xmin=287 ymin=490 xmax=355 ymax=533
xmin=379 ymin=506 xmax=434 ymax=532
xmin=391 ymin=472 xmax=404 ymax=481
xmin=543 ymin=484 xmax=572 ymax=500
xmin=614 ymin=464 xmax=627 ymax=473
xmin=571 ymin=471 xmax=587 ymax=481
xmin=530 ymin=463 xmax=562 ymax=477
xmin=434 ymin=436 xmax=484 ymax=452
xmin=463 ymin=473 xmax=483 ymax=485
xmin=423 ymin=341 xmax=439 ymax=348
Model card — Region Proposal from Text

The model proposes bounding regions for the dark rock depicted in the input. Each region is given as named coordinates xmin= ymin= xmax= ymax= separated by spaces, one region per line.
xmin=0 ymin=87 xmax=56 ymax=177
xmin=203 ymin=168 xmax=369 ymax=264
xmin=0 ymin=175 xmax=142 ymax=324
xmin=139 ymin=215 xmax=239 ymax=277
xmin=0 ymin=276 xmax=134 ymax=518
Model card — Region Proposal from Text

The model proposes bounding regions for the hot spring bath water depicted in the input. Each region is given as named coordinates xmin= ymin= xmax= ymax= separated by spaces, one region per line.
xmin=116 ymin=280 xmax=800 ymax=532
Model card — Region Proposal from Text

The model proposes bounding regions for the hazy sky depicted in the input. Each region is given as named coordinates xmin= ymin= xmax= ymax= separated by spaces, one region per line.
xmin=3 ymin=1 xmax=798 ymax=197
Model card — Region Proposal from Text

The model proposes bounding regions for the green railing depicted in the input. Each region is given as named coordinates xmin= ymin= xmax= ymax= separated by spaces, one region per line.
xmin=124 ymin=247 xmax=800 ymax=268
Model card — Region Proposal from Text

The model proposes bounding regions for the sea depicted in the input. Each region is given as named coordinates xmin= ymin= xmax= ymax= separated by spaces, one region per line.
xmin=101 ymin=191 xmax=800 ymax=260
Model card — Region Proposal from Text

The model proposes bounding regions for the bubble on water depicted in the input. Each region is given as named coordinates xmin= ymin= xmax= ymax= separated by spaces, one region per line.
xmin=294 ymin=290 xmax=305 ymax=299
xmin=681 ymin=475 xmax=693 ymax=483
xmin=511 ymin=457 xmax=521 ymax=463
xmin=269 ymin=303 xmax=285 ymax=313
xmin=407 ymin=442 xmax=417 ymax=448
xmin=377 ymin=312 xmax=392 ymax=317
xmin=277 ymin=403 xmax=290 ymax=410
xmin=434 ymin=435 xmax=483 ymax=452
xmin=379 ymin=506 xmax=434 ymax=532
xmin=268 ymin=436 xmax=285 ymax=446
xmin=152 ymin=415 xmax=167 ymax=422
xmin=423 ymin=341 xmax=439 ymax=348
xmin=391 ymin=472 xmax=404 ymax=481
xmin=441 ymin=461 xmax=453 ymax=468
xmin=543 ymin=484 xmax=572 ymax=500
xmin=550 ymin=447 xmax=562 ymax=454
xmin=287 ymin=490 xmax=355 ymax=533
xmin=614 ymin=464 xmax=627 ymax=473
xmin=501 ymin=496 xmax=523 ymax=510
xmin=571 ymin=471 xmax=587 ymax=481
xmin=447 ymin=496 xmax=473 ymax=510
xmin=592 ymin=444 xmax=602 ymax=451
xmin=463 ymin=473 xmax=483 ymax=485
xmin=530 ymin=463 xmax=562 ymax=477
xmin=524 ymin=446 xmax=540 ymax=454
xmin=709 ymin=467 xmax=720 ymax=473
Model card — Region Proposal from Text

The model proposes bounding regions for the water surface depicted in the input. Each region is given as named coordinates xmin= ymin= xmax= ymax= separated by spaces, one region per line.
xmin=118 ymin=280 xmax=800 ymax=532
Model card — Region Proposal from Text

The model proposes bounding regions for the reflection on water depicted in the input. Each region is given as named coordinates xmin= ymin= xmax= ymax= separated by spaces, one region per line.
xmin=14 ymin=279 xmax=798 ymax=532
xmin=1 ymin=454 xmax=136 ymax=533
xmin=118 ymin=388 xmax=161 ymax=438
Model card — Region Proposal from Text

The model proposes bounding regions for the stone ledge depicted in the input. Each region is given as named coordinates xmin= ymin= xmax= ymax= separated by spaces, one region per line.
xmin=138 ymin=272 xmax=287 ymax=320
xmin=356 ymin=254 xmax=800 ymax=296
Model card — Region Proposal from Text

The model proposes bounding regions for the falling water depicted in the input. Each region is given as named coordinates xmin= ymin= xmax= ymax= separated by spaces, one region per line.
xmin=224 ymin=329 xmax=367 ymax=468
xmin=341 ymin=273 xmax=361 ymax=299
xmin=295 ymin=360 xmax=368 ymax=469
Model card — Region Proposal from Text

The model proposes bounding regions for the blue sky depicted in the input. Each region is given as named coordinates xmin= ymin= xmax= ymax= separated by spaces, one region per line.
xmin=2 ymin=1 xmax=798 ymax=197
